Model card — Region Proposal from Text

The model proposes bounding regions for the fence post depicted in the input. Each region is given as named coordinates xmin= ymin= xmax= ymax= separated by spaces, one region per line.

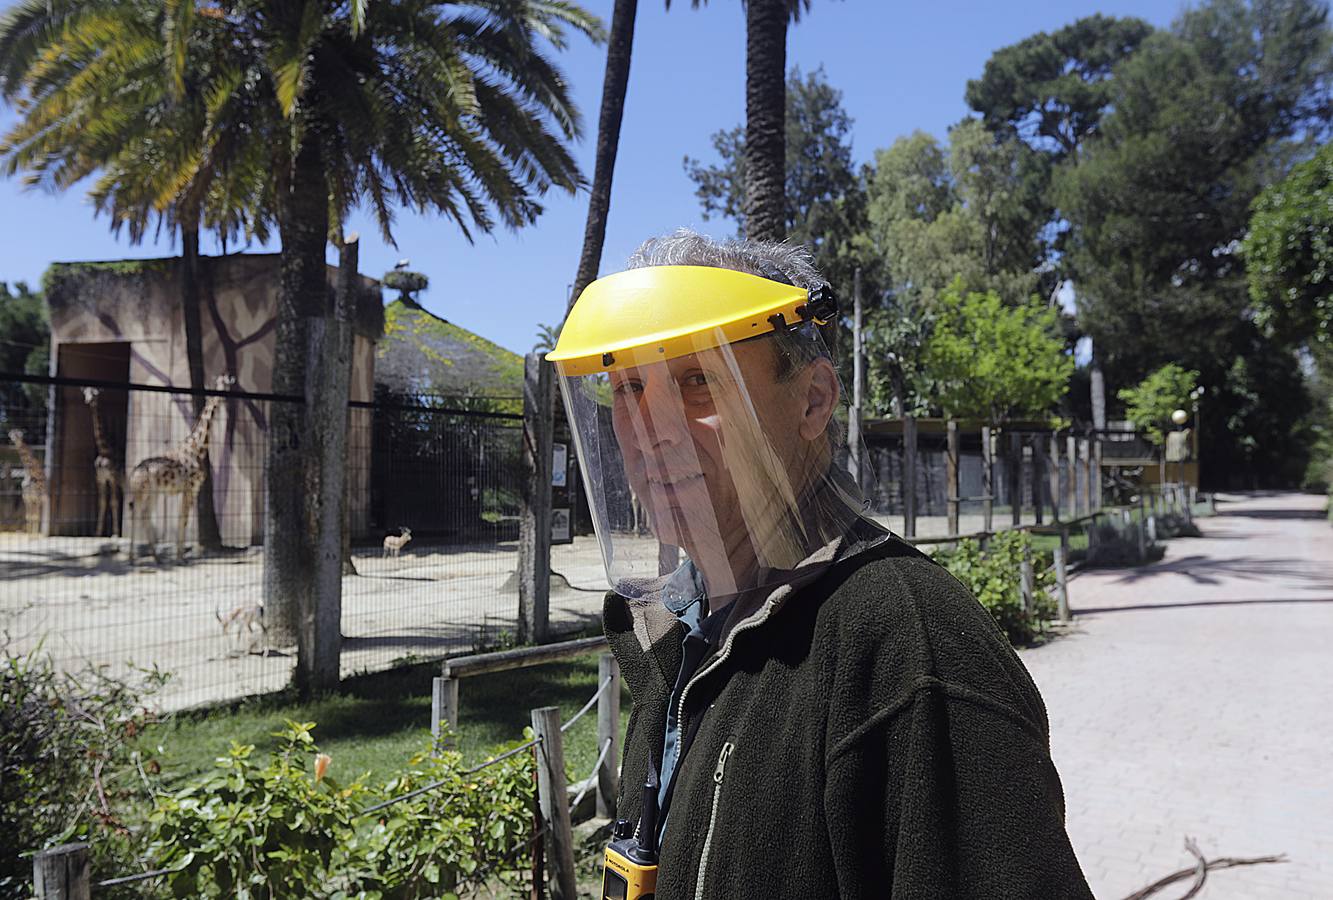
xmin=1049 ymin=431 xmax=1063 ymax=522
xmin=1009 ymin=432 xmax=1023 ymax=527
xmin=1136 ymin=494 xmax=1148 ymax=562
xmin=1079 ymin=437 xmax=1092 ymax=516
xmin=1020 ymin=544 xmax=1035 ymax=618
xmin=946 ymin=419 xmax=960 ymax=537
xmin=1066 ymin=434 xmax=1078 ymax=517
xmin=431 ymin=673 xmax=460 ymax=750
xmin=597 ymin=653 xmax=621 ymax=819
xmin=531 ymin=706 xmax=577 ymax=900
xmin=1053 ymin=538 xmax=1071 ymax=623
xmin=1032 ymin=436 xmax=1045 ymax=525
xmin=519 ymin=354 xmax=553 ymax=645
xmin=903 ymin=415 xmax=918 ymax=539
xmin=1093 ymin=435 xmax=1104 ymax=511
xmin=981 ymin=425 xmax=994 ymax=534
xmin=33 ymin=843 xmax=90 ymax=900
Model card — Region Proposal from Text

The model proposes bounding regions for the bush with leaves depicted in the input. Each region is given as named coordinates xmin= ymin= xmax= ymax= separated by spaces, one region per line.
xmin=935 ymin=530 xmax=1055 ymax=644
xmin=144 ymin=722 xmax=536 ymax=899
xmin=0 ymin=639 xmax=163 ymax=898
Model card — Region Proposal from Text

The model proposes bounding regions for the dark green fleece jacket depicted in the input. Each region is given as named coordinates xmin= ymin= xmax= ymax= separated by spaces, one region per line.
xmin=604 ymin=529 xmax=1093 ymax=899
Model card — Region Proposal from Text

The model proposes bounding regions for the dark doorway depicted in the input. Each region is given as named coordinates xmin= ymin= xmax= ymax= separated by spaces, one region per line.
xmin=52 ymin=343 xmax=131 ymax=536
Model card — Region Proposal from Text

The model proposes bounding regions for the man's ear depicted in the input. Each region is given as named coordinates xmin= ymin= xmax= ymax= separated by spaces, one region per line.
xmin=798 ymin=358 xmax=840 ymax=441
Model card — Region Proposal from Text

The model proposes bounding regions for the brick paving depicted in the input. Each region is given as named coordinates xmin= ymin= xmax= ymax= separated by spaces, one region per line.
xmin=1020 ymin=492 xmax=1333 ymax=899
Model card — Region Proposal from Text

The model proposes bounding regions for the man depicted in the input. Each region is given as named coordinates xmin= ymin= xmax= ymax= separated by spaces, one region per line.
xmin=548 ymin=229 xmax=1092 ymax=899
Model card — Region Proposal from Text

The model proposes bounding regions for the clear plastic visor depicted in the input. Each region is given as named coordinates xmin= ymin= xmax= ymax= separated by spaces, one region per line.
xmin=558 ymin=324 xmax=871 ymax=601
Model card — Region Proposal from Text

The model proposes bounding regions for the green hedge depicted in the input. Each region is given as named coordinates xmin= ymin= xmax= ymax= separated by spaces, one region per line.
xmin=934 ymin=530 xmax=1056 ymax=645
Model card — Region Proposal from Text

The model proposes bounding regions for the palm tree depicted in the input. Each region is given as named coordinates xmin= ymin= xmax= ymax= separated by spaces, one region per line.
xmin=667 ymin=0 xmax=815 ymax=241
xmin=570 ymin=0 xmax=638 ymax=307
xmin=3 ymin=0 xmax=603 ymax=682
xmin=0 ymin=0 xmax=273 ymax=549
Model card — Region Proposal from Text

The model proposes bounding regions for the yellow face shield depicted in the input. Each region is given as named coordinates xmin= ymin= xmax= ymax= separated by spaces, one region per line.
xmin=548 ymin=265 xmax=875 ymax=602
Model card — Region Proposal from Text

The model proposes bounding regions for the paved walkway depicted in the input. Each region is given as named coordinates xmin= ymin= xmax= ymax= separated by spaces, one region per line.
xmin=1021 ymin=492 xmax=1333 ymax=899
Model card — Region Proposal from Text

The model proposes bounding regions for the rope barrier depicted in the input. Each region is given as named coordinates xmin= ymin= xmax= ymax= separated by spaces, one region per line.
xmin=96 ymin=866 xmax=181 ymax=888
xmin=561 ymin=676 xmax=612 ymax=734
xmin=360 ymin=735 xmax=543 ymax=817
xmin=569 ymin=737 xmax=614 ymax=813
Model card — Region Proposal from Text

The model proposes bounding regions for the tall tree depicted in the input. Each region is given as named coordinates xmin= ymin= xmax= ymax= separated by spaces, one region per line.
xmin=669 ymin=0 xmax=822 ymax=241
xmin=0 ymin=280 xmax=48 ymax=431
xmin=684 ymin=66 xmax=864 ymax=289
xmin=965 ymin=14 xmax=1154 ymax=161
xmin=571 ymin=0 xmax=638 ymax=307
xmin=1243 ymin=141 xmax=1333 ymax=350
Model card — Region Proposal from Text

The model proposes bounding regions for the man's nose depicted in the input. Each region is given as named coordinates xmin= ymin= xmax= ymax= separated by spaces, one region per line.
xmin=634 ymin=378 xmax=689 ymax=451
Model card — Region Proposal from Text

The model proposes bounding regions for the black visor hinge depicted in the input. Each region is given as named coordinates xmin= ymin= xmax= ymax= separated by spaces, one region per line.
xmin=797 ymin=285 xmax=838 ymax=323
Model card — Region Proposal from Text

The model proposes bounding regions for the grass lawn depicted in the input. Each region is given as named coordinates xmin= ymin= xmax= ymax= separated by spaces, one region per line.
xmin=137 ymin=651 xmax=632 ymax=793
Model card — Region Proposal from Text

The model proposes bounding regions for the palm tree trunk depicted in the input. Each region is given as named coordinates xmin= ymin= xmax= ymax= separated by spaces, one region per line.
xmin=743 ymin=0 xmax=788 ymax=242
xmin=264 ymin=128 xmax=329 ymax=657
xmin=181 ymin=224 xmax=223 ymax=550
xmin=570 ymin=0 xmax=638 ymax=310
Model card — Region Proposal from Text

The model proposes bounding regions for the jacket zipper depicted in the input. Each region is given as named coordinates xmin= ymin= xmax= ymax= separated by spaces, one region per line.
xmin=693 ymin=741 xmax=734 ymax=900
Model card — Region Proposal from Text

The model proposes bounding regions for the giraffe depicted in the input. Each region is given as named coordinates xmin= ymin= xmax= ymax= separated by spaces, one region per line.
xmin=81 ymin=387 xmax=125 ymax=537
xmin=7 ymin=429 xmax=47 ymax=535
xmin=128 ymin=374 xmax=235 ymax=561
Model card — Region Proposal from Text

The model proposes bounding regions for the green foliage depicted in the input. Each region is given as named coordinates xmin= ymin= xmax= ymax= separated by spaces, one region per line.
xmin=0 ymin=641 xmax=163 ymax=898
xmin=145 ymin=722 xmax=536 ymax=899
xmin=966 ymin=14 xmax=1155 ymax=160
xmin=1117 ymin=363 xmax=1199 ymax=446
xmin=936 ymin=531 xmax=1055 ymax=645
xmin=922 ymin=279 xmax=1072 ymax=423
xmin=1055 ymin=0 xmax=1332 ymax=387
xmin=1243 ymin=141 xmax=1333 ymax=349
xmin=0 ymin=281 xmax=48 ymax=429
xmin=683 ymin=66 xmax=866 ymax=291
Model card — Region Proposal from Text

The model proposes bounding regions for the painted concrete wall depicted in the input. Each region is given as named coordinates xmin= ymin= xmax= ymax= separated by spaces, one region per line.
xmin=46 ymin=254 xmax=381 ymax=545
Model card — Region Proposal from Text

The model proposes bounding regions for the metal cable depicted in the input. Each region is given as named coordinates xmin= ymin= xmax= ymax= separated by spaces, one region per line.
xmin=360 ymin=735 xmax=542 ymax=817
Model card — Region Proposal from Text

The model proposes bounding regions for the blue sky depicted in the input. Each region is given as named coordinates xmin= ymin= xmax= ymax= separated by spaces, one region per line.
xmin=0 ymin=0 xmax=1180 ymax=356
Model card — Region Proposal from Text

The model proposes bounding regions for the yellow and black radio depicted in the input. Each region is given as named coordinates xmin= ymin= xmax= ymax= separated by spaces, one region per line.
xmin=602 ymin=766 xmax=660 ymax=900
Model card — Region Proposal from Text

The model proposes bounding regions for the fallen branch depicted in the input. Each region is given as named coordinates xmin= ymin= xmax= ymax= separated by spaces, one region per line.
xmin=1121 ymin=836 xmax=1287 ymax=900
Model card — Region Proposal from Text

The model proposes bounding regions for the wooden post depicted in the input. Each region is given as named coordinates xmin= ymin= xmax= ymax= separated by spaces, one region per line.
xmin=1009 ymin=432 xmax=1022 ymax=527
xmin=33 ymin=843 xmax=90 ymax=900
xmin=981 ymin=425 xmax=994 ymax=534
xmin=431 ymin=674 xmax=460 ymax=749
xmin=848 ymin=267 xmax=863 ymax=488
xmin=531 ymin=706 xmax=577 ymax=900
xmin=1092 ymin=435 xmax=1104 ymax=511
xmin=946 ymin=419 xmax=960 ymax=537
xmin=1020 ymin=544 xmax=1035 ymax=618
xmin=1032 ymin=436 xmax=1046 ymax=525
xmin=902 ymin=415 xmax=918 ymax=539
xmin=1079 ymin=437 xmax=1092 ymax=517
xmin=1066 ymin=434 xmax=1078 ymax=517
xmin=1048 ymin=432 xmax=1062 ymax=522
xmin=1137 ymin=494 xmax=1148 ymax=562
xmin=1053 ymin=541 xmax=1070 ymax=623
xmin=597 ymin=653 xmax=621 ymax=819
xmin=519 ymin=354 xmax=554 ymax=645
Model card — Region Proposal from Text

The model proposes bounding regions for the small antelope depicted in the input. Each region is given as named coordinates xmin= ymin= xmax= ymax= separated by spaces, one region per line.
xmin=383 ymin=526 xmax=412 ymax=559
xmin=216 ymin=604 xmax=266 ymax=655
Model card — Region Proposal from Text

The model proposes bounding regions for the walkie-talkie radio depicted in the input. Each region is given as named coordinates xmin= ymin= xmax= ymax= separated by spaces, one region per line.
xmin=602 ymin=765 xmax=659 ymax=899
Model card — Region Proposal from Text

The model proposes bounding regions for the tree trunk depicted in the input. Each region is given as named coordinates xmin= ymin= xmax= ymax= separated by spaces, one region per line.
xmin=181 ymin=225 xmax=223 ymax=550
xmin=264 ymin=128 xmax=329 ymax=660
xmin=570 ymin=0 xmax=638 ymax=311
xmin=743 ymin=0 xmax=788 ymax=242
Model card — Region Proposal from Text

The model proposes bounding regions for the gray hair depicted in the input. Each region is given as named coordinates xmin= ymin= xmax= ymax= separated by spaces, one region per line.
xmin=626 ymin=228 xmax=843 ymax=446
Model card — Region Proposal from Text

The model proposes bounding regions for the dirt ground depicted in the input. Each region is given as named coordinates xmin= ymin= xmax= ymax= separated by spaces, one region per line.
xmin=0 ymin=507 xmax=1038 ymax=712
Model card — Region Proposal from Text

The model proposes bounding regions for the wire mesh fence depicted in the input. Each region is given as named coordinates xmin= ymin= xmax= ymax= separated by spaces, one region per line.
xmin=0 ymin=374 xmax=607 ymax=712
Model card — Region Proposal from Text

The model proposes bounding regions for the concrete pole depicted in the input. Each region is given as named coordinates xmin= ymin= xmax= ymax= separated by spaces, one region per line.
xmin=903 ymin=415 xmax=918 ymax=539
xmin=946 ymin=419 xmax=960 ymax=537
xmin=519 ymin=354 xmax=553 ymax=645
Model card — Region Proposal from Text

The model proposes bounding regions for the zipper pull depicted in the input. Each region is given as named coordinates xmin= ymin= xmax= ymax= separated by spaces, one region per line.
xmin=713 ymin=742 xmax=734 ymax=784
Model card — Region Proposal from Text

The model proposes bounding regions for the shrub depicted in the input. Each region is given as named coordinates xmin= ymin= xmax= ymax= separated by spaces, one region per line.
xmin=935 ymin=531 xmax=1055 ymax=644
xmin=0 ymin=640 xmax=162 ymax=898
xmin=144 ymin=722 xmax=536 ymax=899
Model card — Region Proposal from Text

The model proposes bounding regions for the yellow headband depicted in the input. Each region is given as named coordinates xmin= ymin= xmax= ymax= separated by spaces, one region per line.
xmin=547 ymin=266 xmax=832 ymax=376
